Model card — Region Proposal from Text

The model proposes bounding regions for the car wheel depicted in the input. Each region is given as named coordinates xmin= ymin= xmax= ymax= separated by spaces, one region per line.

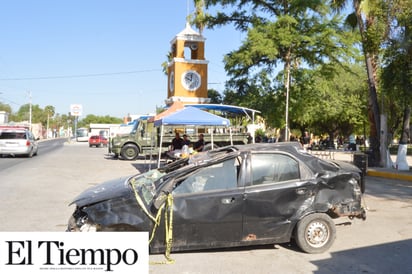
xmin=295 ymin=213 xmax=336 ymax=254
xmin=120 ymin=144 xmax=139 ymax=160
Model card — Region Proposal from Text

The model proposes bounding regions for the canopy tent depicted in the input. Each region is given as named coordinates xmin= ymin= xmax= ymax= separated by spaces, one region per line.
xmin=154 ymin=106 xmax=230 ymax=127
xmin=154 ymin=107 xmax=231 ymax=167
xmin=185 ymin=103 xmax=260 ymax=118
xmin=148 ymin=101 xmax=185 ymax=123
xmin=186 ymin=103 xmax=260 ymax=143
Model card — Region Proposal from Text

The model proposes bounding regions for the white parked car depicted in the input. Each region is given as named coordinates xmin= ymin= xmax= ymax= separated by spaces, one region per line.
xmin=0 ymin=126 xmax=39 ymax=158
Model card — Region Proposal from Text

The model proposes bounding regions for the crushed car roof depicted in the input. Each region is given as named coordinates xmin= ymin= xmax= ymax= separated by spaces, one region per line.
xmin=201 ymin=142 xmax=348 ymax=175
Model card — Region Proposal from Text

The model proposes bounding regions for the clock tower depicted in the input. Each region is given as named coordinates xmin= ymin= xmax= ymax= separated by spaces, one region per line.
xmin=167 ymin=23 xmax=210 ymax=105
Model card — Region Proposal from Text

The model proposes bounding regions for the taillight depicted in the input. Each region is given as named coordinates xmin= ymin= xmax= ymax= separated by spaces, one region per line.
xmin=26 ymin=140 xmax=31 ymax=146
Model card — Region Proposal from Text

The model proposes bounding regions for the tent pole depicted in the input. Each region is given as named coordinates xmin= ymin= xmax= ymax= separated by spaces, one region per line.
xmin=157 ymin=125 xmax=164 ymax=168
xmin=211 ymin=127 xmax=214 ymax=149
xmin=230 ymin=127 xmax=233 ymax=146
xmin=252 ymin=111 xmax=256 ymax=143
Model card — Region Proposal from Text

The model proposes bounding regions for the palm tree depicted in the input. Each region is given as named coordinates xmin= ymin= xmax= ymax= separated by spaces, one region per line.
xmin=331 ymin=0 xmax=388 ymax=166
xmin=44 ymin=105 xmax=55 ymax=138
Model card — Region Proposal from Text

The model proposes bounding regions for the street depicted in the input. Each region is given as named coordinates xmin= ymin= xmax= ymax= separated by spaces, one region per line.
xmin=0 ymin=140 xmax=411 ymax=273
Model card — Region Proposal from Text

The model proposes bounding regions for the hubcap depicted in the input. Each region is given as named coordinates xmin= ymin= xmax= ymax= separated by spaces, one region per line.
xmin=306 ymin=221 xmax=329 ymax=248
xmin=126 ymin=149 xmax=134 ymax=157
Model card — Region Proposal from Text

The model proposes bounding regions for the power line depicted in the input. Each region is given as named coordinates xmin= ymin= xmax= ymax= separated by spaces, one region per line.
xmin=0 ymin=92 xmax=20 ymax=106
xmin=0 ymin=69 xmax=162 ymax=81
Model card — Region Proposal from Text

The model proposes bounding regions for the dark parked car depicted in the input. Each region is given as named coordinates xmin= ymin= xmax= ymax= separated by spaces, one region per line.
xmin=67 ymin=143 xmax=366 ymax=254
xmin=88 ymin=135 xmax=108 ymax=148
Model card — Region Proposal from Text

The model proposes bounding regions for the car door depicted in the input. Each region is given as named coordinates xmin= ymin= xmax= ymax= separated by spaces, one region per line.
xmin=171 ymin=157 xmax=244 ymax=250
xmin=242 ymin=153 xmax=314 ymax=243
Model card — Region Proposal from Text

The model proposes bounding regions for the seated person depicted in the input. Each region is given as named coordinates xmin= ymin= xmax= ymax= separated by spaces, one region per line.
xmin=171 ymin=132 xmax=184 ymax=150
xmin=182 ymin=134 xmax=191 ymax=146
xmin=193 ymin=133 xmax=205 ymax=152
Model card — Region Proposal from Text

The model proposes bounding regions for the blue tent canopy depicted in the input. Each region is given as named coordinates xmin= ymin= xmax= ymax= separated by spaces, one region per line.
xmin=185 ymin=103 xmax=260 ymax=116
xmin=154 ymin=107 xmax=230 ymax=127
xmin=155 ymin=107 xmax=230 ymax=167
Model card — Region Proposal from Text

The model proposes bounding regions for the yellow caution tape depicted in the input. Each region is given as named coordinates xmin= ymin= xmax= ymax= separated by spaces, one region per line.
xmin=163 ymin=194 xmax=174 ymax=264
xmin=130 ymin=182 xmax=158 ymax=223
xmin=130 ymin=182 xmax=175 ymax=264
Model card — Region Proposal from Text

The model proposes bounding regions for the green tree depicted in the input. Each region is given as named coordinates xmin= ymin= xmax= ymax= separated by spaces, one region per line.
xmin=12 ymin=104 xmax=44 ymax=124
xmin=304 ymin=64 xmax=368 ymax=142
xmin=50 ymin=112 xmax=72 ymax=136
xmin=208 ymin=88 xmax=223 ymax=104
xmin=190 ymin=0 xmax=206 ymax=34
xmin=77 ymin=115 xmax=123 ymax=128
xmin=331 ymin=0 xmax=392 ymax=165
xmin=0 ymin=102 xmax=12 ymax=114
xmin=44 ymin=105 xmax=55 ymax=137
xmin=381 ymin=0 xmax=412 ymax=145
xmin=204 ymin=0 xmax=358 ymax=138
xmin=223 ymin=71 xmax=279 ymax=127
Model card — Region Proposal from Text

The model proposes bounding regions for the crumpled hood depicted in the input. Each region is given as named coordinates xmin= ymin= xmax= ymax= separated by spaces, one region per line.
xmin=326 ymin=159 xmax=362 ymax=174
xmin=70 ymin=176 xmax=133 ymax=207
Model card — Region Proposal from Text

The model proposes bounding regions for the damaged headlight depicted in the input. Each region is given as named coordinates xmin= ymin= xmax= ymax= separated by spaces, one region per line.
xmin=79 ymin=223 xmax=98 ymax=232
xmin=67 ymin=209 xmax=98 ymax=232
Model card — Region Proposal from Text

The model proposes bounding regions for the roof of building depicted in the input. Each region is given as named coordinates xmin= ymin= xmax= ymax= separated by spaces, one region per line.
xmin=171 ymin=22 xmax=205 ymax=43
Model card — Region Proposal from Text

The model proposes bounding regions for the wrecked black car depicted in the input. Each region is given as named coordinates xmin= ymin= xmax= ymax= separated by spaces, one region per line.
xmin=67 ymin=143 xmax=366 ymax=254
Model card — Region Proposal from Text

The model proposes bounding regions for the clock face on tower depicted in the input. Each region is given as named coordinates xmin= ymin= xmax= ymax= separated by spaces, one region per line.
xmin=181 ymin=70 xmax=201 ymax=91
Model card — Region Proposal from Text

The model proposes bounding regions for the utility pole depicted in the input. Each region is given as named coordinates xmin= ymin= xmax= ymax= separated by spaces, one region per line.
xmin=46 ymin=112 xmax=50 ymax=139
xmin=28 ymin=91 xmax=32 ymax=131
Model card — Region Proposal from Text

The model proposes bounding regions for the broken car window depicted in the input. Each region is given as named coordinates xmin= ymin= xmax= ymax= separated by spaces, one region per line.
xmin=129 ymin=169 xmax=165 ymax=205
xmin=173 ymin=158 xmax=239 ymax=194
xmin=251 ymin=154 xmax=300 ymax=185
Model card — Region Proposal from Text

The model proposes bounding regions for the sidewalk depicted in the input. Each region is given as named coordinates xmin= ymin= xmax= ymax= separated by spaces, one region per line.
xmin=330 ymin=150 xmax=412 ymax=182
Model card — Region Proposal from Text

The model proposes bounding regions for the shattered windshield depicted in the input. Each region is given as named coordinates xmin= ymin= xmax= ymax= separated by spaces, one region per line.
xmin=128 ymin=169 xmax=166 ymax=205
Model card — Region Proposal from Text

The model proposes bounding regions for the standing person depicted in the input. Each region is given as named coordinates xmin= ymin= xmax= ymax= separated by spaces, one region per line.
xmin=349 ymin=134 xmax=356 ymax=151
xmin=302 ymin=131 xmax=311 ymax=150
xmin=193 ymin=133 xmax=205 ymax=152
xmin=171 ymin=132 xmax=184 ymax=151
xmin=247 ymin=133 xmax=253 ymax=144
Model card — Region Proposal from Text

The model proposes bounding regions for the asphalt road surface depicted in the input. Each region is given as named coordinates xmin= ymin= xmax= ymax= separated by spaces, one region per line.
xmin=0 ymin=139 xmax=411 ymax=273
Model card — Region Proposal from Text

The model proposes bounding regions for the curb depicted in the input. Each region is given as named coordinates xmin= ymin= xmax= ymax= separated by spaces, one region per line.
xmin=367 ymin=169 xmax=412 ymax=182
